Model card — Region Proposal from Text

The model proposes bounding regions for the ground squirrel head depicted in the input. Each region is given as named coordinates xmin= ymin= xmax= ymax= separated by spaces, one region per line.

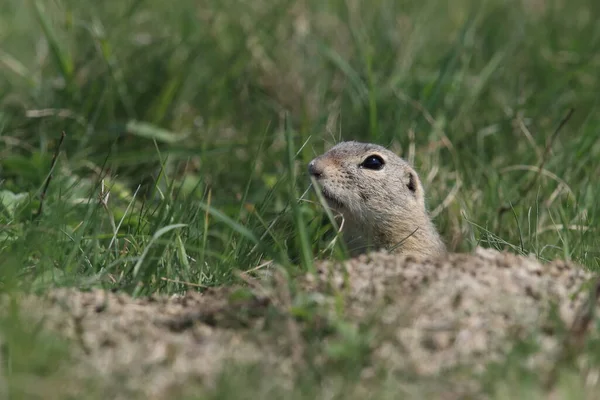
xmin=309 ymin=141 xmax=446 ymax=258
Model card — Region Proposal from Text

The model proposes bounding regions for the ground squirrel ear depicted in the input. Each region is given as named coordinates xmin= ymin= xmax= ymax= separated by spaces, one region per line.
xmin=407 ymin=171 xmax=417 ymax=193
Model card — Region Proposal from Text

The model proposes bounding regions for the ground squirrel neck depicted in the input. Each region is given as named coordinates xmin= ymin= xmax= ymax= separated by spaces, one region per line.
xmin=309 ymin=141 xmax=446 ymax=258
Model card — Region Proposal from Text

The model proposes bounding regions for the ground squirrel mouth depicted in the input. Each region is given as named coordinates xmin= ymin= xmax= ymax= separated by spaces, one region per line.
xmin=320 ymin=187 xmax=344 ymax=210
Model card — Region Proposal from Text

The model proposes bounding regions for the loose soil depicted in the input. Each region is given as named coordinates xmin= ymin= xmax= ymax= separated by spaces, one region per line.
xmin=4 ymin=247 xmax=600 ymax=399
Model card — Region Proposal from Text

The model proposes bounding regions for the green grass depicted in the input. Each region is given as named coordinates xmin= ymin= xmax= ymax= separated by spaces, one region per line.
xmin=0 ymin=0 xmax=599 ymax=397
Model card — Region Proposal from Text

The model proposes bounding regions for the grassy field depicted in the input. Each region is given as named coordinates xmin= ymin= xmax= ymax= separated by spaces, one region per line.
xmin=1 ymin=0 xmax=599 ymax=397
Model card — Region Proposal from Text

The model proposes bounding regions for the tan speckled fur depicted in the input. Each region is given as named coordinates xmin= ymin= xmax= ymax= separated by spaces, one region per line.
xmin=309 ymin=141 xmax=446 ymax=258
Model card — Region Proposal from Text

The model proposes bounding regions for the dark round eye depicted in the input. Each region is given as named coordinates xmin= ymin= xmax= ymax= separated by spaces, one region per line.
xmin=360 ymin=155 xmax=385 ymax=170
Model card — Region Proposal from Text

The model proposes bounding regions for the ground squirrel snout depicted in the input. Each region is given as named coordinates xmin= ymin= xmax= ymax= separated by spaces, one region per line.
xmin=309 ymin=141 xmax=446 ymax=258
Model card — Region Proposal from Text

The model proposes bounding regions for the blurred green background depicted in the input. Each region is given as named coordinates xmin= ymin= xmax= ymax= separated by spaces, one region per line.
xmin=0 ymin=0 xmax=599 ymax=295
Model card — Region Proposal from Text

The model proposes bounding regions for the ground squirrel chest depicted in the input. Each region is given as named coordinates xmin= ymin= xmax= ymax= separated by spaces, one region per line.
xmin=308 ymin=141 xmax=446 ymax=258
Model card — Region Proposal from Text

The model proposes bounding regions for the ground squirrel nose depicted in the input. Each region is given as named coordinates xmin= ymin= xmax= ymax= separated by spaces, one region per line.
xmin=308 ymin=160 xmax=323 ymax=178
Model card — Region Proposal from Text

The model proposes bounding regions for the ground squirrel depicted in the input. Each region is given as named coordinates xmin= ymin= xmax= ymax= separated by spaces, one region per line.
xmin=308 ymin=141 xmax=446 ymax=258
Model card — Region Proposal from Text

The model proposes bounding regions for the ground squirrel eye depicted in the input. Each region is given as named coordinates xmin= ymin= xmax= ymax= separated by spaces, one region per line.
xmin=360 ymin=155 xmax=385 ymax=170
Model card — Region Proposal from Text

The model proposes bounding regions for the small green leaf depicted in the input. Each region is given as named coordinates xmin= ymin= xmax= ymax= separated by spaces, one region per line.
xmin=126 ymin=120 xmax=189 ymax=144
xmin=0 ymin=190 xmax=29 ymax=218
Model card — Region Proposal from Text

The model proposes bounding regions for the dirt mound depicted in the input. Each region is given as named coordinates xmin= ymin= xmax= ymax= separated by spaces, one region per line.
xmin=14 ymin=286 xmax=286 ymax=399
xmin=6 ymin=248 xmax=600 ymax=398
xmin=305 ymin=247 xmax=597 ymax=375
